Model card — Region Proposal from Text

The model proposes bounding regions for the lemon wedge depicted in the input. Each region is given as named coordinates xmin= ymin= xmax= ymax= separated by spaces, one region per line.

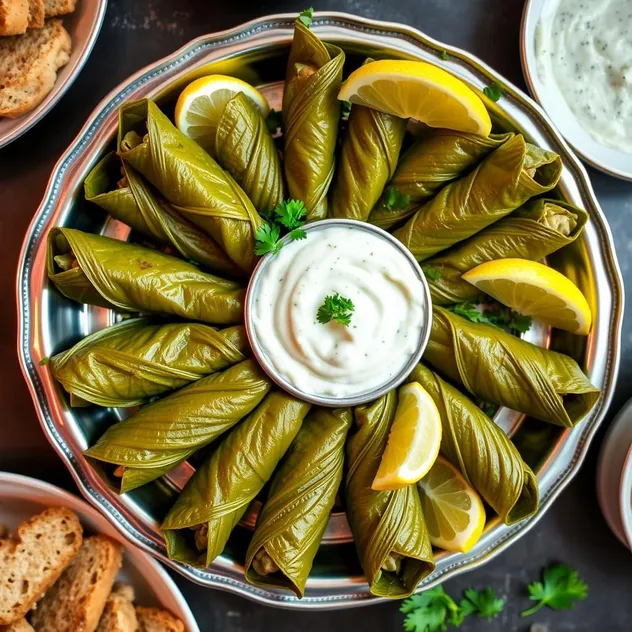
xmin=462 ymin=258 xmax=592 ymax=335
xmin=372 ymin=382 xmax=442 ymax=491
xmin=338 ymin=60 xmax=491 ymax=136
xmin=175 ymin=75 xmax=270 ymax=153
xmin=418 ymin=456 xmax=486 ymax=553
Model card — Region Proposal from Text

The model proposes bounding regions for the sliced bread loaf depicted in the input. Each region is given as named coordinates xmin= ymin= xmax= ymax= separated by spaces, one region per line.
xmin=0 ymin=507 xmax=83 ymax=625
xmin=95 ymin=584 xmax=138 ymax=632
xmin=0 ymin=619 xmax=36 ymax=632
xmin=27 ymin=0 xmax=44 ymax=28
xmin=136 ymin=608 xmax=185 ymax=632
xmin=43 ymin=0 xmax=75 ymax=16
xmin=0 ymin=0 xmax=30 ymax=36
xmin=29 ymin=535 xmax=124 ymax=632
xmin=0 ymin=18 xmax=71 ymax=118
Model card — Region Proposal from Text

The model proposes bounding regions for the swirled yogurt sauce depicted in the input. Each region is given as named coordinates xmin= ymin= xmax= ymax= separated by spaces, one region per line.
xmin=535 ymin=0 xmax=632 ymax=152
xmin=250 ymin=223 xmax=428 ymax=400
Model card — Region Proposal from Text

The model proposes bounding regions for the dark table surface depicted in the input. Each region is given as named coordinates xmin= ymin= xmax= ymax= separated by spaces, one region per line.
xmin=2 ymin=0 xmax=632 ymax=630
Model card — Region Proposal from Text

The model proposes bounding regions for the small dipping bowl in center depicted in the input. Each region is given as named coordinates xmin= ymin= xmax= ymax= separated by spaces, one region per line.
xmin=245 ymin=219 xmax=432 ymax=407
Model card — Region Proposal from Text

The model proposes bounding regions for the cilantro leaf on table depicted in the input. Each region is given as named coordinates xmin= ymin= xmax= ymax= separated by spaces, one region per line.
xmin=317 ymin=293 xmax=355 ymax=327
xmin=384 ymin=187 xmax=412 ymax=211
xmin=265 ymin=109 xmax=283 ymax=134
xmin=483 ymin=82 xmax=503 ymax=102
xmin=254 ymin=223 xmax=282 ymax=256
xmin=298 ymin=7 xmax=314 ymax=27
xmin=423 ymin=265 xmax=442 ymax=281
xmin=521 ymin=564 xmax=588 ymax=617
xmin=459 ymin=588 xmax=505 ymax=622
xmin=400 ymin=587 xmax=460 ymax=632
xmin=274 ymin=199 xmax=307 ymax=230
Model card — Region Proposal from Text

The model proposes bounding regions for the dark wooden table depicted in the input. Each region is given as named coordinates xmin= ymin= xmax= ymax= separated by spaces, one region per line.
xmin=2 ymin=1 xmax=632 ymax=630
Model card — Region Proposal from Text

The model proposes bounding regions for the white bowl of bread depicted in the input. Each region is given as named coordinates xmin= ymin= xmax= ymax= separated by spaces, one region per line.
xmin=0 ymin=0 xmax=106 ymax=147
xmin=0 ymin=471 xmax=199 ymax=632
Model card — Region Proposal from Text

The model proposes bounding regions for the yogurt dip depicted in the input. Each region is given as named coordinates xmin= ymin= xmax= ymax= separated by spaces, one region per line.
xmin=249 ymin=221 xmax=429 ymax=402
xmin=536 ymin=0 xmax=632 ymax=153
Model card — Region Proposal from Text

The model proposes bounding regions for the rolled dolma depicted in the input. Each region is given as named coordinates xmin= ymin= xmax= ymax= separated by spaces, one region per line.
xmin=50 ymin=318 xmax=250 ymax=408
xmin=345 ymin=391 xmax=434 ymax=598
xmin=425 ymin=307 xmax=600 ymax=427
xmin=117 ymin=99 xmax=264 ymax=274
xmin=162 ymin=392 xmax=311 ymax=567
xmin=48 ymin=227 xmax=245 ymax=324
xmin=409 ymin=364 xmax=538 ymax=524
xmin=85 ymin=359 xmax=271 ymax=492
xmin=245 ymin=407 xmax=352 ymax=597
xmin=423 ymin=199 xmax=589 ymax=304
xmin=283 ymin=17 xmax=345 ymax=220
xmin=393 ymin=135 xmax=563 ymax=261
xmin=214 ymin=92 xmax=284 ymax=215
xmin=330 ymin=103 xmax=407 ymax=221
xmin=368 ymin=131 xmax=514 ymax=230
xmin=84 ymin=154 xmax=239 ymax=277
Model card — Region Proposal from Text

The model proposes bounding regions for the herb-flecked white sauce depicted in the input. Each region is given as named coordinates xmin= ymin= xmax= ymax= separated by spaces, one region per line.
xmin=536 ymin=0 xmax=632 ymax=153
xmin=251 ymin=226 xmax=427 ymax=399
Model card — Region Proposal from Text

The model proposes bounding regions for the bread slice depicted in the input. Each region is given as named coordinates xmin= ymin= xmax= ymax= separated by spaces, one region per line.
xmin=0 ymin=507 xmax=83 ymax=625
xmin=27 ymin=0 xmax=44 ymax=28
xmin=0 ymin=619 xmax=36 ymax=632
xmin=0 ymin=0 xmax=30 ymax=36
xmin=43 ymin=0 xmax=75 ymax=16
xmin=0 ymin=18 xmax=71 ymax=118
xmin=29 ymin=535 xmax=123 ymax=632
xmin=95 ymin=584 xmax=138 ymax=632
xmin=136 ymin=608 xmax=185 ymax=632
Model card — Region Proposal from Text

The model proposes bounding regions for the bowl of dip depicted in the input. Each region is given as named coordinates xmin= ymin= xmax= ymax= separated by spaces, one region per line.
xmin=521 ymin=0 xmax=632 ymax=180
xmin=245 ymin=219 xmax=432 ymax=407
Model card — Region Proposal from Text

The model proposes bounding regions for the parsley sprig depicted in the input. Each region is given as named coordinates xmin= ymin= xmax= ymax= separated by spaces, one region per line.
xmin=384 ymin=186 xmax=412 ymax=211
xmin=459 ymin=588 xmax=505 ymax=622
xmin=254 ymin=199 xmax=307 ymax=256
xmin=317 ymin=293 xmax=355 ymax=327
xmin=448 ymin=300 xmax=532 ymax=335
xmin=521 ymin=564 xmax=588 ymax=617
xmin=298 ymin=7 xmax=314 ymax=27
xmin=483 ymin=82 xmax=503 ymax=102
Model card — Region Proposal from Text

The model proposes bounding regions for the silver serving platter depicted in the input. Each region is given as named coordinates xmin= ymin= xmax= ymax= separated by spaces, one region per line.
xmin=17 ymin=12 xmax=624 ymax=609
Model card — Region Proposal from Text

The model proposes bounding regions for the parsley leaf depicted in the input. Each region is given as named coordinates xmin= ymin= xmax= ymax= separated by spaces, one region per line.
xmin=483 ymin=82 xmax=503 ymax=102
xmin=274 ymin=199 xmax=307 ymax=230
xmin=400 ymin=587 xmax=460 ymax=632
xmin=440 ymin=50 xmax=449 ymax=61
xmin=254 ymin=223 xmax=283 ymax=256
xmin=448 ymin=301 xmax=532 ymax=335
xmin=298 ymin=7 xmax=314 ymax=27
xmin=423 ymin=265 xmax=442 ymax=281
xmin=385 ymin=187 xmax=412 ymax=211
xmin=265 ymin=109 xmax=283 ymax=135
xmin=459 ymin=588 xmax=505 ymax=622
xmin=290 ymin=227 xmax=307 ymax=241
xmin=521 ymin=564 xmax=588 ymax=617
xmin=341 ymin=100 xmax=352 ymax=117
xmin=38 ymin=356 xmax=50 ymax=366
xmin=448 ymin=301 xmax=486 ymax=324
xmin=317 ymin=293 xmax=355 ymax=327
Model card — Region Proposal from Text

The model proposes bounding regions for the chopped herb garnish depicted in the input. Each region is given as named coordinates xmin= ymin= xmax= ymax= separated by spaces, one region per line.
xmin=265 ymin=108 xmax=283 ymax=134
xmin=274 ymin=199 xmax=307 ymax=230
xmin=254 ymin=223 xmax=283 ymax=256
xmin=317 ymin=293 xmax=355 ymax=327
xmin=440 ymin=50 xmax=449 ymax=61
xmin=483 ymin=82 xmax=503 ymax=102
xmin=423 ymin=265 xmax=442 ymax=281
xmin=38 ymin=356 xmax=50 ymax=366
xmin=448 ymin=300 xmax=532 ymax=335
xmin=298 ymin=7 xmax=314 ymax=27
xmin=521 ymin=564 xmax=588 ymax=617
xmin=384 ymin=187 xmax=412 ymax=211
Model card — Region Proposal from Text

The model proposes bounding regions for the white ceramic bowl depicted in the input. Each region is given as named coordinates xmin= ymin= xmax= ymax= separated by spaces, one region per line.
xmin=0 ymin=471 xmax=199 ymax=631
xmin=0 ymin=0 xmax=108 ymax=149
xmin=521 ymin=0 xmax=632 ymax=181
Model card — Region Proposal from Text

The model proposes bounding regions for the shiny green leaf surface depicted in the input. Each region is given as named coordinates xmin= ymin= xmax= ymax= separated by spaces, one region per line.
xmin=48 ymin=228 xmax=245 ymax=324
xmin=369 ymin=131 xmax=513 ymax=230
xmin=245 ymin=407 xmax=352 ymax=597
xmin=393 ymin=135 xmax=563 ymax=261
xmin=423 ymin=199 xmax=589 ymax=305
xmin=345 ymin=392 xmax=434 ymax=598
xmin=162 ymin=391 xmax=311 ymax=567
xmin=409 ymin=364 xmax=538 ymax=524
xmin=330 ymin=104 xmax=406 ymax=221
xmin=425 ymin=307 xmax=600 ymax=427
xmin=283 ymin=19 xmax=345 ymax=220
xmin=85 ymin=359 xmax=271 ymax=490
xmin=51 ymin=319 xmax=250 ymax=407
xmin=117 ymin=99 xmax=264 ymax=273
